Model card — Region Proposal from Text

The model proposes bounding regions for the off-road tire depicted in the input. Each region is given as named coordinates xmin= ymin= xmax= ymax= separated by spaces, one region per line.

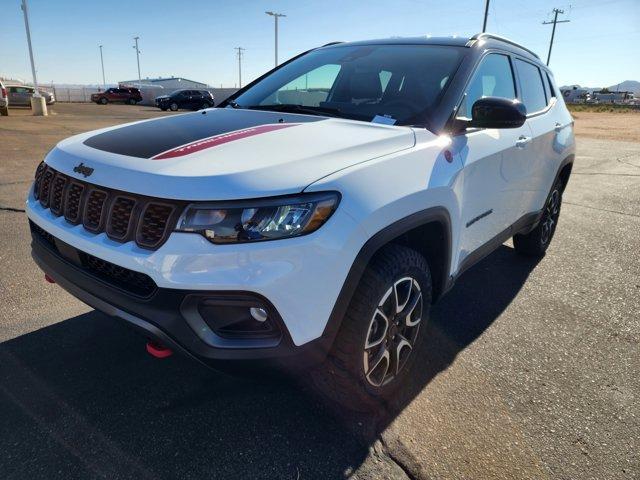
xmin=513 ymin=178 xmax=563 ymax=256
xmin=312 ymin=244 xmax=432 ymax=412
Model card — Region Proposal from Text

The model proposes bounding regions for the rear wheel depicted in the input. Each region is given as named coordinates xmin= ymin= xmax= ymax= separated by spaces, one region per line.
xmin=513 ymin=178 xmax=563 ymax=256
xmin=0 ymin=106 xmax=8 ymax=116
xmin=312 ymin=244 xmax=432 ymax=412
xmin=127 ymin=98 xmax=136 ymax=105
xmin=99 ymin=97 xmax=108 ymax=105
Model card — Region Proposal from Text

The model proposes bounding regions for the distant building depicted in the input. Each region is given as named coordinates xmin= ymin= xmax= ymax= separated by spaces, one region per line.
xmin=561 ymin=85 xmax=593 ymax=104
xmin=119 ymin=77 xmax=209 ymax=91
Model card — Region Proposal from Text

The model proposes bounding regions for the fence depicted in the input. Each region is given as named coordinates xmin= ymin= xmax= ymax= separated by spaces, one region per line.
xmin=50 ymin=86 xmax=102 ymax=103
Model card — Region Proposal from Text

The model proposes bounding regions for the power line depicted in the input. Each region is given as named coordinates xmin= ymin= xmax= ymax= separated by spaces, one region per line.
xmin=235 ymin=47 xmax=245 ymax=88
xmin=542 ymin=8 xmax=570 ymax=66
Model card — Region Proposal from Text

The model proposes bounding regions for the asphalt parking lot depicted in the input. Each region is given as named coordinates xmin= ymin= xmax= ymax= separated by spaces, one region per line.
xmin=1 ymin=104 xmax=638 ymax=479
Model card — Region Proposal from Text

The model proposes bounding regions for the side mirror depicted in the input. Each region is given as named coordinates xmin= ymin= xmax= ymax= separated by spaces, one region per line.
xmin=470 ymin=97 xmax=527 ymax=129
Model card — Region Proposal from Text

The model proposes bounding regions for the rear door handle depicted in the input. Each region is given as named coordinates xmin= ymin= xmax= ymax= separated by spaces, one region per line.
xmin=516 ymin=136 xmax=532 ymax=149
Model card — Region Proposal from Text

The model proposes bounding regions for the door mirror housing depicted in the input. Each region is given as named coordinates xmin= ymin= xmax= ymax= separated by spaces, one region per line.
xmin=469 ymin=97 xmax=527 ymax=129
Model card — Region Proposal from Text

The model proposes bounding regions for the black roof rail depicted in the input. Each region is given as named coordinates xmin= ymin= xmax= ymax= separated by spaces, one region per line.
xmin=321 ymin=41 xmax=344 ymax=47
xmin=467 ymin=33 xmax=540 ymax=60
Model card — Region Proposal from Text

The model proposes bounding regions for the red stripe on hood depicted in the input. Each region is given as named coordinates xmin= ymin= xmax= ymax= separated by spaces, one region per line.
xmin=151 ymin=123 xmax=299 ymax=159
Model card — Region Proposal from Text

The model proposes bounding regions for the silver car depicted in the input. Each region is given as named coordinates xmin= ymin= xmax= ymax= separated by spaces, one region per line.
xmin=7 ymin=85 xmax=55 ymax=106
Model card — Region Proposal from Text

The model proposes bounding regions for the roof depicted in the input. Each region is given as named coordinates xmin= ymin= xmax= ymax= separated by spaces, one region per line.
xmin=321 ymin=32 xmax=541 ymax=63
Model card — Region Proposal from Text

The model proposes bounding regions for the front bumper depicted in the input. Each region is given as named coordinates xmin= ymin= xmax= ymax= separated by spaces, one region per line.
xmin=30 ymin=225 xmax=332 ymax=367
xmin=26 ymin=191 xmax=368 ymax=366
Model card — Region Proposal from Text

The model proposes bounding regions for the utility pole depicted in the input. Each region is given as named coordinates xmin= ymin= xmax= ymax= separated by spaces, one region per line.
xmin=482 ymin=0 xmax=490 ymax=33
xmin=542 ymin=8 xmax=570 ymax=66
xmin=133 ymin=36 xmax=141 ymax=86
xmin=265 ymin=11 xmax=286 ymax=67
xmin=99 ymin=45 xmax=106 ymax=87
xmin=235 ymin=47 xmax=245 ymax=88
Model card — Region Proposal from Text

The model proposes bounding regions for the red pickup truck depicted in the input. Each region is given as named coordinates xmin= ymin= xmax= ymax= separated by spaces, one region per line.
xmin=91 ymin=87 xmax=142 ymax=105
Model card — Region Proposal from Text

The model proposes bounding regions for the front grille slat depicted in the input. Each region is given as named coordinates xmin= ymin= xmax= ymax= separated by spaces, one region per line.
xmin=49 ymin=174 xmax=68 ymax=216
xmin=39 ymin=169 xmax=55 ymax=208
xmin=33 ymin=162 xmax=47 ymax=200
xmin=136 ymin=203 xmax=175 ymax=249
xmin=107 ymin=196 xmax=137 ymax=240
xmin=64 ymin=182 xmax=85 ymax=224
xmin=32 ymin=165 xmax=183 ymax=250
xmin=83 ymin=189 xmax=109 ymax=232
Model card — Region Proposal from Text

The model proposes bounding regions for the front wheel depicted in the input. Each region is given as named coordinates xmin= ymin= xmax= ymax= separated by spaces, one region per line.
xmin=169 ymin=102 xmax=179 ymax=111
xmin=127 ymin=98 xmax=137 ymax=105
xmin=312 ymin=244 xmax=432 ymax=412
xmin=99 ymin=97 xmax=108 ymax=105
xmin=513 ymin=178 xmax=563 ymax=256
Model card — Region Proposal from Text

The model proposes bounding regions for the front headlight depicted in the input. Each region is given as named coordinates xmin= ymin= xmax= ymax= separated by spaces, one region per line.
xmin=175 ymin=192 xmax=340 ymax=244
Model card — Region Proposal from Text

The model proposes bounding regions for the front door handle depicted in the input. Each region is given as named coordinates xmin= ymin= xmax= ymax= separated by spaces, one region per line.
xmin=554 ymin=122 xmax=564 ymax=132
xmin=516 ymin=135 xmax=532 ymax=149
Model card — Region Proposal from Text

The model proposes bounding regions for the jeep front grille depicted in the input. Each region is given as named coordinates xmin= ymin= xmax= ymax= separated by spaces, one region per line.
xmin=32 ymin=163 xmax=185 ymax=250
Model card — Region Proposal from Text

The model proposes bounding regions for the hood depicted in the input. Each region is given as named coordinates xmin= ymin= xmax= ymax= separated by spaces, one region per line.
xmin=45 ymin=108 xmax=417 ymax=201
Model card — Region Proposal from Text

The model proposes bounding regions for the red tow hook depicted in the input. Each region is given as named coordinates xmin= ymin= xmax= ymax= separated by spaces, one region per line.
xmin=146 ymin=341 xmax=173 ymax=359
xmin=44 ymin=274 xmax=56 ymax=284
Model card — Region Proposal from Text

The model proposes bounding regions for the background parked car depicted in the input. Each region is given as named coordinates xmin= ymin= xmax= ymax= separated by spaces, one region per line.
xmin=155 ymin=89 xmax=214 ymax=111
xmin=6 ymin=85 xmax=55 ymax=106
xmin=91 ymin=87 xmax=142 ymax=105
xmin=0 ymin=80 xmax=8 ymax=116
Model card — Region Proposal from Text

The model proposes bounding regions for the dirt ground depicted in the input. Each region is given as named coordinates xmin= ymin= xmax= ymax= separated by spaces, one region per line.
xmin=571 ymin=111 xmax=640 ymax=143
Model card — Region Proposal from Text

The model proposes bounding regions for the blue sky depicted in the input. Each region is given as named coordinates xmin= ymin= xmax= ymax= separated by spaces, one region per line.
xmin=2 ymin=0 xmax=638 ymax=88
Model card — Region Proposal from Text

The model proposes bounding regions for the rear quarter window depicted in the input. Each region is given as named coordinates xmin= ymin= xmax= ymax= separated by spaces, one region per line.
xmin=515 ymin=59 xmax=547 ymax=114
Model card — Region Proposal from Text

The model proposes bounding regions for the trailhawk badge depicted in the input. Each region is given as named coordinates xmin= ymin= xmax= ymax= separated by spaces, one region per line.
xmin=73 ymin=162 xmax=94 ymax=177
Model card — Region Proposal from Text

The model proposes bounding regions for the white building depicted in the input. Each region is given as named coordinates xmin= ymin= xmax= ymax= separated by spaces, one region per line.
xmin=120 ymin=77 xmax=209 ymax=91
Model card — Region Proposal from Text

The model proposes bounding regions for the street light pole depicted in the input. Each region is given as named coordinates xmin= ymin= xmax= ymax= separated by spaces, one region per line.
xmin=265 ymin=11 xmax=286 ymax=67
xmin=99 ymin=45 xmax=106 ymax=87
xmin=20 ymin=0 xmax=40 ymax=97
xmin=133 ymin=36 xmax=141 ymax=86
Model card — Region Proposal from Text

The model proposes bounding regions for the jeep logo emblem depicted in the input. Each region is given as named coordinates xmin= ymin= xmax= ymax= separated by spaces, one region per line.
xmin=73 ymin=162 xmax=94 ymax=178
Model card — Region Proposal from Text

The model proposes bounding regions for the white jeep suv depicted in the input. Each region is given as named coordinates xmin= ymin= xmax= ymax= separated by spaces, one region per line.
xmin=26 ymin=34 xmax=574 ymax=410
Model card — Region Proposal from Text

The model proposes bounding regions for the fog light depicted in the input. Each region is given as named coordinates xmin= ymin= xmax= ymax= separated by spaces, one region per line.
xmin=250 ymin=307 xmax=268 ymax=323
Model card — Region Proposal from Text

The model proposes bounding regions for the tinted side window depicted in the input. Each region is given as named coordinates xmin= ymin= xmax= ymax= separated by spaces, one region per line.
xmin=458 ymin=54 xmax=516 ymax=118
xmin=515 ymin=59 xmax=547 ymax=113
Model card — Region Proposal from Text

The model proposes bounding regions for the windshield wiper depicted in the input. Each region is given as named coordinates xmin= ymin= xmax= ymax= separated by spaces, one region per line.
xmin=246 ymin=104 xmax=342 ymax=117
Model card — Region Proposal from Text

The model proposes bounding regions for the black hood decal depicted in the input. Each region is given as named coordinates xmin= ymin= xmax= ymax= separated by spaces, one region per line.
xmin=83 ymin=109 xmax=325 ymax=159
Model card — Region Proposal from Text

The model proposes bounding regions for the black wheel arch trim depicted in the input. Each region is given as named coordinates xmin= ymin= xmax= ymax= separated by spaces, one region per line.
xmin=320 ymin=206 xmax=452 ymax=348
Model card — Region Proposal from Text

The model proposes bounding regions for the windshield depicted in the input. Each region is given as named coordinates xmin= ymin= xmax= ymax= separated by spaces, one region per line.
xmin=231 ymin=44 xmax=464 ymax=126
